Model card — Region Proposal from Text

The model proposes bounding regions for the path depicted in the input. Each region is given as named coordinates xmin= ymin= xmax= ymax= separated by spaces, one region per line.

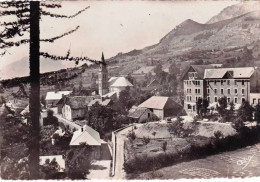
xmin=113 ymin=124 xmax=143 ymax=179
xmin=87 ymin=160 xmax=111 ymax=179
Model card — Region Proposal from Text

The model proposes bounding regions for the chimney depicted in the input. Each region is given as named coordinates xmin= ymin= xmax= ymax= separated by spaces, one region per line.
xmin=83 ymin=125 xmax=87 ymax=131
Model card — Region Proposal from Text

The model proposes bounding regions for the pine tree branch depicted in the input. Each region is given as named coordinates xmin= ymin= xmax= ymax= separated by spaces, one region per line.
xmin=0 ymin=18 xmax=30 ymax=26
xmin=0 ymin=24 xmax=29 ymax=40
xmin=40 ymin=26 xmax=80 ymax=43
xmin=40 ymin=3 xmax=61 ymax=9
xmin=41 ymin=6 xmax=90 ymax=19
xmin=0 ymin=1 xmax=29 ymax=9
xmin=40 ymin=52 xmax=102 ymax=65
xmin=0 ymin=8 xmax=30 ymax=16
xmin=0 ymin=39 xmax=29 ymax=49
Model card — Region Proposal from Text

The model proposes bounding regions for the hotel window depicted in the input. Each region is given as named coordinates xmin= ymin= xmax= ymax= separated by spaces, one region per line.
xmin=186 ymin=96 xmax=189 ymax=101
xmin=227 ymin=80 xmax=230 ymax=85
xmin=187 ymin=104 xmax=192 ymax=110
xmin=215 ymin=97 xmax=218 ymax=102
xmin=227 ymin=89 xmax=231 ymax=94
xmin=242 ymin=89 xmax=245 ymax=95
xmin=207 ymin=88 xmax=210 ymax=94
xmin=234 ymin=97 xmax=238 ymax=104
xmin=198 ymin=81 xmax=200 ymax=86
xmin=214 ymin=89 xmax=217 ymax=94
xmin=234 ymin=89 xmax=238 ymax=94
xmin=242 ymin=98 xmax=245 ymax=103
xmin=198 ymin=89 xmax=200 ymax=94
xmin=221 ymin=89 xmax=224 ymax=94
xmin=253 ymin=99 xmax=256 ymax=104
xmin=242 ymin=80 xmax=245 ymax=85
xmin=214 ymin=80 xmax=217 ymax=85
xmin=227 ymin=97 xmax=231 ymax=103
xmin=187 ymin=89 xmax=189 ymax=93
xmin=221 ymin=80 xmax=224 ymax=85
xmin=235 ymin=80 xmax=237 ymax=85
xmin=207 ymin=96 xmax=210 ymax=102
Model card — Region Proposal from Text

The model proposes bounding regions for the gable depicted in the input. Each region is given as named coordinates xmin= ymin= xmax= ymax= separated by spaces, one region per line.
xmin=182 ymin=66 xmax=196 ymax=80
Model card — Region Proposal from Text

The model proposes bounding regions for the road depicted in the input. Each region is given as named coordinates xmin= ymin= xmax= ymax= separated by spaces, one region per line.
xmin=113 ymin=124 xmax=143 ymax=179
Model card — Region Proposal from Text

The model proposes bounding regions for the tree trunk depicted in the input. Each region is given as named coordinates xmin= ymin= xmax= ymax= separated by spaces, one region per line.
xmin=28 ymin=1 xmax=40 ymax=179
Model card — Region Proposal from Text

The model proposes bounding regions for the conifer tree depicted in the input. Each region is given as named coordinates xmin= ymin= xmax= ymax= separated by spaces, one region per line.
xmin=0 ymin=1 xmax=101 ymax=178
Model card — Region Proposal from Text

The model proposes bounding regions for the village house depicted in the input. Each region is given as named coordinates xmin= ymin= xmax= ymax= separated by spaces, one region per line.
xmin=250 ymin=93 xmax=260 ymax=106
xmin=138 ymin=96 xmax=183 ymax=119
xmin=70 ymin=125 xmax=112 ymax=160
xmin=87 ymin=98 xmax=113 ymax=110
xmin=45 ymin=91 xmax=72 ymax=107
xmin=61 ymin=95 xmax=99 ymax=121
xmin=141 ymin=79 xmax=161 ymax=92
xmin=128 ymin=107 xmax=158 ymax=123
xmin=182 ymin=65 xmax=260 ymax=115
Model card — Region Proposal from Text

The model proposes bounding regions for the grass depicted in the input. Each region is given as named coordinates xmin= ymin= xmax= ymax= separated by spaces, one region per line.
xmin=136 ymin=143 xmax=260 ymax=179
xmin=125 ymin=138 xmax=189 ymax=161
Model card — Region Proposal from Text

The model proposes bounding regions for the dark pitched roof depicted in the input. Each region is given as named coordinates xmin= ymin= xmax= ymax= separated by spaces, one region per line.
xmin=65 ymin=96 xmax=99 ymax=109
xmin=128 ymin=108 xmax=148 ymax=119
xmin=181 ymin=65 xmax=214 ymax=80
xmin=190 ymin=65 xmax=214 ymax=79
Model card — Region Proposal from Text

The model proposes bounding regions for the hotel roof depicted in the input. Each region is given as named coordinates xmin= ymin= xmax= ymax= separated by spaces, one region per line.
xmin=204 ymin=67 xmax=255 ymax=79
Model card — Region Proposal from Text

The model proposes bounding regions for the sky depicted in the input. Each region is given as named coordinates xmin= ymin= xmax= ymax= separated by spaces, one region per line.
xmin=0 ymin=0 xmax=238 ymax=79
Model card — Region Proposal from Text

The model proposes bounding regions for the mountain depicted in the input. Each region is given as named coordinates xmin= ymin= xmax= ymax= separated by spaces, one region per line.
xmin=107 ymin=4 xmax=260 ymax=75
xmin=207 ymin=1 xmax=260 ymax=24
xmin=1 ymin=57 xmax=78 ymax=79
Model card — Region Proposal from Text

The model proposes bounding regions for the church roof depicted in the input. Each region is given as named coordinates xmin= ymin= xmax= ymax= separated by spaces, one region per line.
xmin=110 ymin=77 xmax=133 ymax=87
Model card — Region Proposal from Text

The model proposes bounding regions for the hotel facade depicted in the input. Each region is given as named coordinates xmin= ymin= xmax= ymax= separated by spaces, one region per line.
xmin=182 ymin=65 xmax=260 ymax=115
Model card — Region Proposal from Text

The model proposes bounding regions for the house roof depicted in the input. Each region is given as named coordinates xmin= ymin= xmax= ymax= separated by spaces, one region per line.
xmin=110 ymin=77 xmax=133 ymax=87
xmin=70 ymin=125 xmax=102 ymax=146
xmin=45 ymin=91 xmax=71 ymax=101
xmin=108 ymin=77 xmax=119 ymax=86
xmin=128 ymin=108 xmax=148 ymax=119
xmin=204 ymin=67 xmax=255 ymax=79
xmin=138 ymin=96 xmax=169 ymax=110
xmin=88 ymin=99 xmax=112 ymax=107
xmin=147 ymin=79 xmax=160 ymax=88
xmin=65 ymin=96 xmax=99 ymax=109
xmin=102 ymin=91 xmax=117 ymax=98
xmin=40 ymin=155 xmax=65 ymax=172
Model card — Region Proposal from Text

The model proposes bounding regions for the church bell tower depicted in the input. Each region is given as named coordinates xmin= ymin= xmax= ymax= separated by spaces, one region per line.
xmin=98 ymin=52 xmax=109 ymax=96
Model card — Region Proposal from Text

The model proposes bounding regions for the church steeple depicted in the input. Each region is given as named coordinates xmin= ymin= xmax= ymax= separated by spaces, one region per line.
xmin=98 ymin=52 xmax=109 ymax=96
xmin=101 ymin=52 xmax=105 ymax=63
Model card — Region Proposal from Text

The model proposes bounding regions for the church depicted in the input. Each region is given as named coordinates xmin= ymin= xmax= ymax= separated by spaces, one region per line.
xmin=98 ymin=52 xmax=133 ymax=99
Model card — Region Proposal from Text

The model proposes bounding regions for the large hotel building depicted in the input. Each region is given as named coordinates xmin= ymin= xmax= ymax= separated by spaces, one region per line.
xmin=182 ymin=65 xmax=260 ymax=115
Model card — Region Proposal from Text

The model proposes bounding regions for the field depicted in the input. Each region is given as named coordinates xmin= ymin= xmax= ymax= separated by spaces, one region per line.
xmin=137 ymin=143 xmax=260 ymax=179
xmin=124 ymin=120 xmax=235 ymax=162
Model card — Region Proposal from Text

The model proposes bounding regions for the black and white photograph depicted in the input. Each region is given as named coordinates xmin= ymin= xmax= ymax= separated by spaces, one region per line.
xmin=1 ymin=0 xmax=260 ymax=180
